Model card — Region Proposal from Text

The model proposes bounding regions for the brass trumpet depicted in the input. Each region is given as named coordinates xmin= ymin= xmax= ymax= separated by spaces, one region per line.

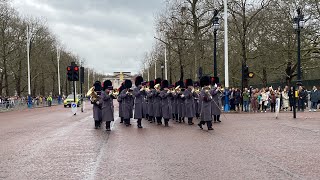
xmin=86 ymin=86 xmax=99 ymax=103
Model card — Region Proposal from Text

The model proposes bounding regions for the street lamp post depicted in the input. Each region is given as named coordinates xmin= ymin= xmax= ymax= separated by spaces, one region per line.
xmin=57 ymin=46 xmax=62 ymax=104
xmin=26 ymin=25 xmax=32 ymax=108
xmin=213 ymin=11 xmax=220 ymax=77
xmin=292 ymin=8 xmax=305 ymax=118
xmin=161 ymin=64 xmax=164 ymax=79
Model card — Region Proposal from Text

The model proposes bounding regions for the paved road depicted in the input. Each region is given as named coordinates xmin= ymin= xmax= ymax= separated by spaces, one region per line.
xmin=0 ymin=102 xmax=319 ymax=180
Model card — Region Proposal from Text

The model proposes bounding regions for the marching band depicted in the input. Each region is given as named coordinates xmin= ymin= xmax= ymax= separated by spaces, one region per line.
xmin=88 ymin=76 xmax=223 ymax=131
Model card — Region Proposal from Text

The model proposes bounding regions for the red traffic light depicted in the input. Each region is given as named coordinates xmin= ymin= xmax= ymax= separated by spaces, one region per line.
xmin=67 ymin=66 xmax=71 ymax=71
xmin=74 ymin=66 xmax=79 ymax=71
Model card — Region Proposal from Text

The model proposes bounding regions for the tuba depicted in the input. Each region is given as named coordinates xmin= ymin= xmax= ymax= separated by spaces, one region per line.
xmin=86 ymin=87 xmax=99 ymax=103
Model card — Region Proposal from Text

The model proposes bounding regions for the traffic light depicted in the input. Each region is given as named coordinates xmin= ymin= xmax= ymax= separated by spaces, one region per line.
xmin=80 ymin=67 xmax=84 ymax=84
xmin=244 ymin=65 xmax=249 ymax=79
xmin=73 ymin=66 xmax=79 ymax=81
xmin=211 ymin=76 xmax=220 ymax=85
xmin=67 ymin=66 xmax=73 ymax=81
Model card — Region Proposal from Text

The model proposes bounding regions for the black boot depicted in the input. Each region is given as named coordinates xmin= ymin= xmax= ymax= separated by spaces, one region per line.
xmin=125 ymin=119 xmax=130 ymax=127
xmin=213 ymin=115 xmax=217 ymax=123
xmin=157 ymin=117 xmax=162 ymax=125
xmin=137 ymin=119 xmax=143 ymax=128
xmin=207 ymin=121 xmax=214 ymax=130
xmin=164 ymin=119 xmax=169 ymax=127
xmin=178 ymin=116 xmax=182 ymax=123
xmin=188 ymin=118 xmax=194 ymax=125
xmin=198 ymin=121 xmax=204 ymax=129
xmin=94 ymin=121 xmax=99 ymax=129
xmin=217 ymin=115 xmax=221 ymax=122
xmin=120 ymin=117 xmax=124 ymax=123
xmin=182 ymin=117 xmax=185 ymax=123
xmin=106 ymin=121 xmax=111 ymax=131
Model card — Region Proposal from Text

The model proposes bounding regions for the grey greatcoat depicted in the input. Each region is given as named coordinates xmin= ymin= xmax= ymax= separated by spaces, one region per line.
xmin=142 ymin=92 xmax=148 ymax=118
xmin=92 ymin=91 xmax=102 ymax=121
xmin=171 ymin=93 xmax=178 ymax=115
xmin=178 ymin=92 xmax=185 ymax=117
xmin=120 ymin=89 xmax=134 ymax=119
xmin=160 ymin=90 xmax=172 ymax=119
xmin=211 ymin=88 xmax=222 ymax=115
xmin=200 ymin=89 xmax=212 ymax=121
xmin=100 ymin=91 xmax=114 ymax=122
xmin=183 ymin=88 xmax=195 ymax=118
xmin=133 ymin=87 xmax=146 ymax=119
xmin=194 ymin=92 xmax=200 ymax=115
xmin=153 ymin=90 xmax=162 ymax=117
xmin=147 ymin=89 xmax=155 ymax=117
xmin=117 ymin=95 xmax=123 ymax=118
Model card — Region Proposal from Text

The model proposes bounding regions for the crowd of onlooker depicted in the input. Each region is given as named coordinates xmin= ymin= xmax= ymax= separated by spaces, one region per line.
xmin=0 ymin=95 xmax=58 ymax=110
xmin=223 ymin=85 xmax=320 ymax=113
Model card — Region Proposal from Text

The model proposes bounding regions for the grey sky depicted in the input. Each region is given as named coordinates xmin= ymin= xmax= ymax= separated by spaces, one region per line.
xmin=11 ymin=0 xmax=165 ymax=75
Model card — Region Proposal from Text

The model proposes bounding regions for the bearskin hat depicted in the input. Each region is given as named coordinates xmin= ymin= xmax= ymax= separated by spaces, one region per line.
xmin=149 ymin=81 xmax=155 ymax=89
xmin=154 ymin=78 xmax=162 ymax=85
xmin=135 ymin=76 xmax=143 ymax=87
xmin=103 ymin=80 xmax=112 ymax=90
xmin=93 ymin=81 xmax=101 ymax=92
xmin=185 ymin=79 xmax=193 ymax=87
xmin=124 ymin=79 xmax=132 ymax=89
xmin=161 ymin=80 xmax=169 ymax=89
xmin=177 ymin=80 xmax=185 ymax=88
xmin=200 ymin=76 xmax=211 ymax=87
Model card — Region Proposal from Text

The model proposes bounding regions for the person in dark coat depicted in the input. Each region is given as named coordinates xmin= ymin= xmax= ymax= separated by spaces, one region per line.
xmin=92 ymin=81 xmax=102 ymax=129
xmin=147 ymin=81 xmax=155 ymax=123
xmin=133 ymin=76 xmax=145 ymax=128
xmin=184 ymin=79 xmax=195 ymax=125
xmin=309 ymin=86 xmax=319 ymax=112
xmin=172 ymin=82 xmax=180 ymax=122
xmin=119 ymin=79 xmax=134 ymax=126
xmin=154 ymin=78 xmax=162 ymax=125
xmin=198 ymin=76 xmax=213 ymax=130
xmin=101 ymin=80 xmax=114 ymax=131
xmin=160 ymin=80 xmax=172 ymax=127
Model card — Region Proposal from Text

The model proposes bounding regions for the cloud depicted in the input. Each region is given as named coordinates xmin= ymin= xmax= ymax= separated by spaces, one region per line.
xmin=11 ymin=0 xmax=164 ymax=74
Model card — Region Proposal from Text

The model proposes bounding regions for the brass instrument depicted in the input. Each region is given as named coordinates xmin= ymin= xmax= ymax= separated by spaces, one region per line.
xmin=86 ymin=87 xmax=99 ymax=103
xmin=109 ymin=89 xmax=119 ymax=98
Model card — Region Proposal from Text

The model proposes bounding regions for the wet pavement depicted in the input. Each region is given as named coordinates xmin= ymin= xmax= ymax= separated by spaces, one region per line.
xmin=0 ymin=102 xmax=319 ymax=180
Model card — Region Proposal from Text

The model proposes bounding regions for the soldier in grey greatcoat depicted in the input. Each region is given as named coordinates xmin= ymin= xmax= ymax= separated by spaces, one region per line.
xmin=100 ymin=80 xmax=115 ymax=131
xmin=147 ymin=81 xmax=155 ymax=123
xmin=133 ymin=76 xmax=145 ymax=128
xmin=211 ymin=85 xmax=222 ymax=123
xmin=198 ymin=76 xmax=214 ymax=130
xmin=194 ymin=82 xmax=201 ymax=119
xmin=118 ymin=83 xmax=124 ymax=123
xmin=92 ymin=81 xmax=102 ymax=129
xmin=177 ymin=81 xmax=185 ymax=123
xmin=141 ymin=81 xmax=149 ymax=119
xmin=184 ymin=79 xmax=195 ymax=125
xmin=159 ymin=80 xmax=172 ymax=127
xmin=119 ymin=79 xmax=134 ymax=126
xmin=154 ymin=78 xmax=162 ymax=125
xmin=172 ymin=82 xmax=180 ymax=122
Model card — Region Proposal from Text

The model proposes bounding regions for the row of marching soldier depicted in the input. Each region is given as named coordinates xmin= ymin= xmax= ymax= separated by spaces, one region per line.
xmin=89 ymin=75 xmax=223 ymax=131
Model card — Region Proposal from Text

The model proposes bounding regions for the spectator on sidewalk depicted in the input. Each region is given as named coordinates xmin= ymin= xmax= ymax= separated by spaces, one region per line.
xmin=47 ymin=95 xmax=53 ymax=107
xmin=242 ymin=88 xmax=250 ymax=112
xmin=298 ymin=86 xmax=307 ymax=112
xmin=282 ymin=87 xmax=290 ymax=111
xmin=309 ymin=86 xmax=319 ymax=112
